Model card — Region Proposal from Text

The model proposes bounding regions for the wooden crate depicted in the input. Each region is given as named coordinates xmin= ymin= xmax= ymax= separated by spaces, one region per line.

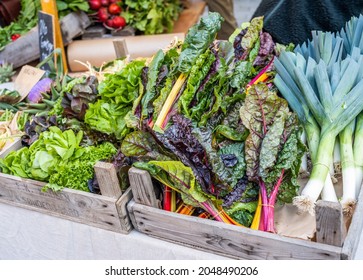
xmin=0 ymin=137 xmax=22 ymax=158
xmin=0 ymin=161 xmax=133 ymax=234
xmin=127 ymin=167 xmax=363 ymax=259
xmin=172 ymin=0 xmax=206 ymax=34
xmin=0 ymin=11 xmax=91 ymax=69
xmin=80 ymin=0 xmax=206 ymax=39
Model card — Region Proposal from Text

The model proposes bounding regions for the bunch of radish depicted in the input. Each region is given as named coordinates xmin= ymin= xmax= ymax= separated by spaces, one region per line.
xmin=88 ymin=0 xmax=126 ymax=30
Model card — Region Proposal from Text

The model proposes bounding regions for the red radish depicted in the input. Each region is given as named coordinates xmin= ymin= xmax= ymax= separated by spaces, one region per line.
xmin=100 ymin=0 xmax=109 ymax=6
xmin=105 ymin=19 xmax=114 ymax=28
xmin=97 ymin=7 xmax=109 ymax=22
xmin=109 ymin=0 xmax=122 ymax=3
xmin=88 ymin=0 xmax=101 ymax=10
xmin=111 ymin=15 xmax=126 ymax=29
xmin=11 ymin=33 xmax=20 ymax=41
xmin=108 ymin=3 xmax=122 ymax=15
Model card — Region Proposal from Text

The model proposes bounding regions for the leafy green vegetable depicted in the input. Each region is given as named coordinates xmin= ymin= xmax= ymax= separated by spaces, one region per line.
xmin=0 ymin=0 xmax=40 ymax=50
xmin=85 ymin=100 xmax=130 ymax=140
xmin=214 ymin=101 xmax=248 ymax=143
xmin=122 ymin=0 xmax=181 ymax=35
xmin=0 ymin=89 xmax=21 ymax=104
xmin=61 ymin=76 xmax=98 ymax=120
xmin=233 ymin=16 xmax=263 ymax=61
xmin=0 ymin=61 xmax=15 ymax=83
xmin=0 ymin=127 xmax=117 ymax=192
xmin=56 ymin=0 xmax=89 ymax=18
xmin=178 ymin=12 xmax=223 ymax=73
xmin=193 ymin=127 xmax=245 ymax=189
xmin=98 ymin=60 xmax=145 ymax=105
xmin=45 ymin=142 xmax=117 ymax=192
xmin=121 ymin=130 xmax=175 ymax=162
xmin=152 ymin=46 xmax=181 ymax=121
xmin=178 ymin=49 xmax=215 ymax=116
xmin=225 ymin=201 xmax=257 ymax=227
xmin=141 ymin=50 xmax=165 ymax=120
xmin=240 ymin=83 xmax=305 ymax=232
xmin=85 ymin=60 xmax=145 ymax=139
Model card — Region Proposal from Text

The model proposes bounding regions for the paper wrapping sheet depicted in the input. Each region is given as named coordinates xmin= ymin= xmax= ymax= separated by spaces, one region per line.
xmin=67 ymin=33 xmax=185 ymax=72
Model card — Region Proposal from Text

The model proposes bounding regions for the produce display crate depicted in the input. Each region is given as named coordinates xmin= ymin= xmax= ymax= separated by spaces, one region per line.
xmin=81 ymin=0 xmax=206 ymax=39
xmin=0 ymin=137 xmax=22 ymax=158
xmin=127 ymin=167 xmax=363 ymax=259
xmin=0 ymin=11 xmax=91 ymax=69
xmin=0 ymin=161 xmax=133 ymax=234
xmin=172 ymin=0 xmax=207 ymax=34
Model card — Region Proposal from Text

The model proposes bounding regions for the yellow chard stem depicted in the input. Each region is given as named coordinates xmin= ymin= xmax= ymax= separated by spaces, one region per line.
xmin=251 ymin=192 xmax=262 ymax=230
xmin=153 ymin=73 xmax=187 ymax=130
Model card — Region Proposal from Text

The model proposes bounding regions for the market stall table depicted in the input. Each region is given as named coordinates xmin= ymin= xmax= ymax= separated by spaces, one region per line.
xmin=0 ymin=202 xmax=362 ymax=260
xmin=0 ymin=202 xmax=229 ymax=260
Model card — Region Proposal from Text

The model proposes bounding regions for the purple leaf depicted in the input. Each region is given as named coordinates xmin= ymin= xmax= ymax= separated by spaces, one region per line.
xmin=27 ymin=78 xmax=53 ymax=103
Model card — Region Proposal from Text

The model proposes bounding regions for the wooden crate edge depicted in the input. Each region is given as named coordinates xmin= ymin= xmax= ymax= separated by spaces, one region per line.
xmin=129 ymin=201 xmax=343 ymax=260
xmin=341 ymin=181 xmax=363 ymax=259
xmin=0 ymin=160 xmax=131 ymax=233
xmin=0 ymin=137 xmax=22 ymax=158
xmin=115 ymin=187 xmax=134 ymax=234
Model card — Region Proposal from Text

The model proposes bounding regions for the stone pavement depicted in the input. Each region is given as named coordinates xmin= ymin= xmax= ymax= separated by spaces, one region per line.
xmin=233 ymin=0 xmax=262 ymax=25
xmin=202 ymin=0 xmax=262 ymax=26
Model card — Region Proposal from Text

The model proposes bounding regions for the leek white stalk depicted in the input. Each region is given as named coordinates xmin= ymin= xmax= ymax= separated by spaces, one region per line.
xmin=333 ymin=139 xmax=341 ymax=176
xmin=354 ymin=112 xmax=363 ymax=196
xmin=299 ymin=130 xmax=309 ymax=178
xmin=293 ymin=132 xmax=336 ymax=214
xmin=321 ymin=175 xmax=339 ymax=202
xmin=339 ymin=120 xmax=356 ymax=216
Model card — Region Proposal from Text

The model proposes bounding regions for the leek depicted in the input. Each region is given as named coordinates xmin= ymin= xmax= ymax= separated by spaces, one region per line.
xmin=275 ymin=46 xmax=363 ymax=214
xmin=275 ymin=21 xmax=363 ymax=214
xmin=339 ymin=121 xmax=356 ymax=216
xmin=354 ymin=112 xmax=363 ymax=195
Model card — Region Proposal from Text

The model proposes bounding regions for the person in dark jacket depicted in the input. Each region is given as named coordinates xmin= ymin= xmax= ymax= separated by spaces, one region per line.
xmin=252 ymin=0 xmax=363 ymax=45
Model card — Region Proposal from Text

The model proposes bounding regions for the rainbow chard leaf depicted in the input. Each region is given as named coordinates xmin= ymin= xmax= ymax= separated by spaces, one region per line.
xmin=240 ymin=83 xmax=305 ymax=232
xmin=120 ymin=130 xmax=175 ymax=162
xmin=153 ymin=114 xmax=219 ymax=196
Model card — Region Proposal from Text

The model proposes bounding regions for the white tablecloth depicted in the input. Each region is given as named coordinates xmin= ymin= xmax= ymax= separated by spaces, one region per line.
xmin=0 ymin=202 xmax=362 ymax=260
xmin=0 ymin=203 xmax=228 ymax=260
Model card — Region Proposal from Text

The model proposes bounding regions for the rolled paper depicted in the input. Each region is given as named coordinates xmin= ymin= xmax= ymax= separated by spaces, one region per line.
xmin=67 ymin=33 xmax=185 ymax=72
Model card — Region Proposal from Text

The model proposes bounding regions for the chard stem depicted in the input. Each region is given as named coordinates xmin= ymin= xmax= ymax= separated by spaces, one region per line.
xmin=259 ymin=179 xmax=269 ymax=231
xmin=201 ymin=201 xmax=224 ymax=223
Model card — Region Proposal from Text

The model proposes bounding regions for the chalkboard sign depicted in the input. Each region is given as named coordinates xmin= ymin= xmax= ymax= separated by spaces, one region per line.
xmin=38 ymin=11 xmax=55 ymax=72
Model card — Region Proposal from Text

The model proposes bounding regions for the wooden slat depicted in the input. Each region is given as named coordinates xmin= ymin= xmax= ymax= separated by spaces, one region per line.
xmin=342 ymin=182 xmax=363 ymax=259
xmin=128 ymin=167 xmax=160 ymax=208
xmin=316 ymin=200 xmax=346 ymax=247
xmin=0 ymin=173 xmax=122 ymax=233
xmin=172 ymin=1 xmax=207 ymax=34
xmin=94 ymin=161 xmax=122 ymax=199
xmin=128 ymin=201 xmax=342 ymax=260
xmin=0 ymin=138 xmax=22 ymax=158
xmin=113 ymin=39 xmax=129 ymax=58
xmin=115 ymin=187 xmax=133 ymax=234
xmin=127 ymin=199 xmax=138 ymax=230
